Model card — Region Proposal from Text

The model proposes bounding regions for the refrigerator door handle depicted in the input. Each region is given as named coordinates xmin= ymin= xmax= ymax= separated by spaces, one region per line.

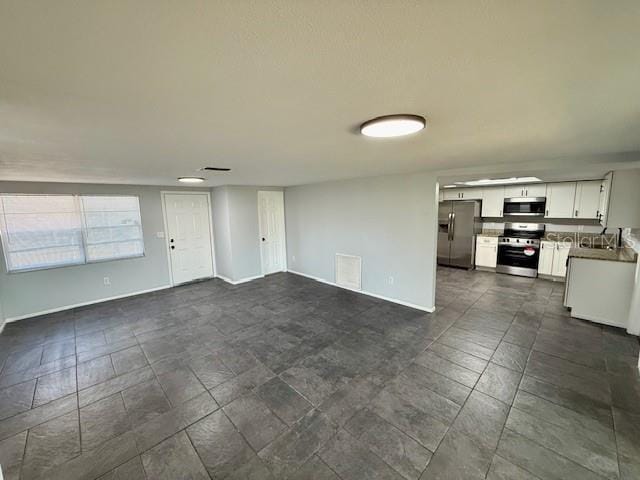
xmin=450 ymin=212 xmax=456 ymax=240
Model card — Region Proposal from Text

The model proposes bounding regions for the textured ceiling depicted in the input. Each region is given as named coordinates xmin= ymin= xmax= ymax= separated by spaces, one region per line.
xmin=1 ymin=0 xmax=639 ymax=187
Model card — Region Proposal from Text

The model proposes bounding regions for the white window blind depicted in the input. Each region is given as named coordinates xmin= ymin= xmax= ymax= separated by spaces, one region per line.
xmin=0 ymin=194 xmax=144 ymax=273
xmin=80 ymin=196 xmax=144 ymax=262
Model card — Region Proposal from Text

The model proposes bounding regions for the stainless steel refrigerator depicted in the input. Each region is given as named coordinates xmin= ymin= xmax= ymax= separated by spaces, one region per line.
xmin=437 ymin=200 xmax=481 ymax=268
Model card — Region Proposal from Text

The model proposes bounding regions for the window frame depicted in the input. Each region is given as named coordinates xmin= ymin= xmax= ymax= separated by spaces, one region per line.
xmin=0 ymin=193 xmax=146 ymax=274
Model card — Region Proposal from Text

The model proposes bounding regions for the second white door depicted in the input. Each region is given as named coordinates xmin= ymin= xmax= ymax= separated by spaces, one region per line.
xmin=163 ymin=193 xmax=214 ymax=285
xmin=258 ymin=191 xmax=286 ymax=275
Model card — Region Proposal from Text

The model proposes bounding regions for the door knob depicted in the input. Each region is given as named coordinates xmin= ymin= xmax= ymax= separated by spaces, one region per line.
xmin=170 ymin=239 xmax=174 ymax=243
xmin=170 ymin=246 xmax=175 ymax=250
xmin=261 ymin=237 xmax=266 ymax=241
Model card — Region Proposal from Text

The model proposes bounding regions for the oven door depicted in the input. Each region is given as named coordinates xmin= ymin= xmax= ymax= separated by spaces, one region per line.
xmin=503 ymin=198 xmax=546 ymax=216
xmin=496 ymin=242 xmax=540 ymax=277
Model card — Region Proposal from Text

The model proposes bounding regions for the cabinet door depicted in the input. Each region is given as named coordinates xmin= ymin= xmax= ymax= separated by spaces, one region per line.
xmin=475 ymin=237 xmax=498 ymax=268
xmin=481 ymin=187 xmax=505 ymax=217
xmin=545 ymin=182 xmax=577 ymax=218
xmin=443 ymin=189 xmax=461 ymax=200
xmin=504 ymin=186 xmax=525 ymax=198
xmin=523 ymin=184 xmax=547 ymax=197
xmin=462 ymin=188 xmax=483 ymax=200
xmin=574 ymin=180 xmax=602 ymax=219
xmin=598 ymin=173 xmax=611 ymax=226
xmin=538 ymin=241 xmax=555 ymax=275
xmin=551 ymin=242 xmax=571 ymax=277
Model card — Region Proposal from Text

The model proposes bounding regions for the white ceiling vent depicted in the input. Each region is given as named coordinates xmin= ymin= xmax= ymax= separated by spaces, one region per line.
xmin=335 ymin=253 xmax=362 ymax=291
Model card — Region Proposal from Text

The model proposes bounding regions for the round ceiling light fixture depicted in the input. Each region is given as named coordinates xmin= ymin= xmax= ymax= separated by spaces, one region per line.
xmin=360 ymin=114 xmax=426 ymax=138
xmin=178 ymin=177 xmax=205 ymax=183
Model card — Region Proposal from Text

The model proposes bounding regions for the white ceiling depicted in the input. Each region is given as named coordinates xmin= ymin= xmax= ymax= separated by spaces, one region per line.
xmin=1 ymin=1 xmax=639 ymax=187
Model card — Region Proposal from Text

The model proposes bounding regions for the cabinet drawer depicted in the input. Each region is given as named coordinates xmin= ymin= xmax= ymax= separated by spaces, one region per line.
xmin=477 ymin=236 xmax=498 ymax=245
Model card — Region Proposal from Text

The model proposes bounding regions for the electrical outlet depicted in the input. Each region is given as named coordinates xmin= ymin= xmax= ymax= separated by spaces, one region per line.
xmin=388 ymin=276 xmax=394 ymax=285
xmin=103 ymin=277 xmax=111 ymax=286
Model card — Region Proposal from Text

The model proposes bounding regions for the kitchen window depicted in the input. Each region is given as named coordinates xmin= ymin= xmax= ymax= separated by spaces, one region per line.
xmin=0 ymin=194 xmax=144 ymax=272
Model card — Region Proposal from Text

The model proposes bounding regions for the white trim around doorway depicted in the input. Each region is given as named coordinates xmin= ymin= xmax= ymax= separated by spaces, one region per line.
xmin=160 ymin=190 xmax=217 ymax=287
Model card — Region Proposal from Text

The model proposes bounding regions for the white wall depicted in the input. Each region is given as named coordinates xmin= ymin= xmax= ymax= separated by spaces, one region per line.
xmin=284 ymin=172 xmax=439 ymax=311
xmin=0 ymin=182 xmax=207 ymax=320
xmin=0 ymin=295 xmax=5 ymax=332
xmin=211 ymin=187 xmax=234 ymax=280
xmin=211 ymin=185 xmax=283 ymax=283
xmin=626 ymin=229 xmax=640 ymax=336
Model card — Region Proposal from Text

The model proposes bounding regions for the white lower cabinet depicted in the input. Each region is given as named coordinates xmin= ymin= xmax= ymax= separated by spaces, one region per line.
xmin=539 ymin=241 xmax=571 ymax=278
xmin=551 ymin=242 xmax=571 ymax=277
xmin=475 ymin=236 xmax=498 ymax=268
xmin=565 ymin=257 xmax=635 ymax=328
xmin=538 ymin=241 xmax=555 ymax=276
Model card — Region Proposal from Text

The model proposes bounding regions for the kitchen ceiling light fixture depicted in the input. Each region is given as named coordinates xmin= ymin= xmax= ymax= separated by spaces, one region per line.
xmin=455 ymin=176 xmax=542 ymax=187
xmin=360 ymin=114 xmax=426 ymax=138
xmin=178 ymin=177 xmax=205 ymax=183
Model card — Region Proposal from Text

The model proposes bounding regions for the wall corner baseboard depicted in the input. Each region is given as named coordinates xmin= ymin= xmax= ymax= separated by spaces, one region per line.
xmin=287 ymin=269 xmax=436 ymax=313
xmin=216 ymin=274 xmax=265 ymax=285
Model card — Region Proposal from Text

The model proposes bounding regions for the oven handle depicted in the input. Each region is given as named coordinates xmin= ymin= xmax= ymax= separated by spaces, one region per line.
xmin=498 ymin=242 xmax=540 ymax=249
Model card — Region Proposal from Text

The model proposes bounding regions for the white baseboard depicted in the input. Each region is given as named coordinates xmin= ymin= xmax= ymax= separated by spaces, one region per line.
xmin=216 ymin=274 xmax=265 ymax=285
xmin=287 ymin=269 xmax=436 ymax=313
xmin=4 ymin=284 xmax=172 ymax=323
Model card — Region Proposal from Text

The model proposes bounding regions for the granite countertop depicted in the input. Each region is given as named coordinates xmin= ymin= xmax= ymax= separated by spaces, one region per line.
xmin=478 ymin=230 xmax=502 ymax=237
xmin=568 ymin=247 xmax=638 ymax=263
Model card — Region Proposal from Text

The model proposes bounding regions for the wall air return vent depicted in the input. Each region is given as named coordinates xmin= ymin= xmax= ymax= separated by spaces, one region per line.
xmin=335 ymin=253 xmax=362 ymax=291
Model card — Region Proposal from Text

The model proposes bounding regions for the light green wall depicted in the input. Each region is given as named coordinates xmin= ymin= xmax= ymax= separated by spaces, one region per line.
xmin=0 ymin=182 xmax=206 ymax=320
xmin=284 ymin=172 xmax=439 ymax=310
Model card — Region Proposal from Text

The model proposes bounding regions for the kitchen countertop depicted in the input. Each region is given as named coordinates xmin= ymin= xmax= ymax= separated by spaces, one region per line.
xmin=478 ymin=230 xmax=502 ymax=237
xmin=568 ymin=247 xmax=638 ymax=263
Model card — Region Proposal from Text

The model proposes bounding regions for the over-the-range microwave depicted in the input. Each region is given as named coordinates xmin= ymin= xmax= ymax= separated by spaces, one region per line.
xmin=503 ymin=197 xmax=546 ymax=217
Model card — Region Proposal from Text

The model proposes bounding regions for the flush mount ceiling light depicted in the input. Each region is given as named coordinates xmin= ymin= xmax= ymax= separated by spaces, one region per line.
xmin=455 ymin=176 xmax=542 ymax=187
xmin=178 ymin=177 xmax=205 ymax=183
xmin=360 ymin=114 xmax=426 ymax=138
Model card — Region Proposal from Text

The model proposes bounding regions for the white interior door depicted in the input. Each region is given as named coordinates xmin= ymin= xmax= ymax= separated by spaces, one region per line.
xmin=163 ymin=193 xmax=214 ymax=285
xmin=258 ymin=191 xmax=286 ymax=275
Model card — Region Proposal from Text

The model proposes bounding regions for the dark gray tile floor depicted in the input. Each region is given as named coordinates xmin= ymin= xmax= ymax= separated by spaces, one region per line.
xmin=0 ymin=268 xmax=639 ymax=479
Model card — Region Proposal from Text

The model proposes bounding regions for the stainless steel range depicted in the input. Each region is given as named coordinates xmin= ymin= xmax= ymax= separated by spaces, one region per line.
xmin=496 ymin=223 xmax=545 ymax=278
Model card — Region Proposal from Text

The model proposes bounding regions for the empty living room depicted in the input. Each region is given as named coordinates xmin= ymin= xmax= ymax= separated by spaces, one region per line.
xmin=1 ymin=1 xmax=640 ymax=479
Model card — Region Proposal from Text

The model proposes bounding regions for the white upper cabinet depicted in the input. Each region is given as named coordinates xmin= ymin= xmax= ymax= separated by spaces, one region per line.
xmin=504 ymin=184 xmax=546 ymax=198
xmin=442 ymin=188 xmax=483 ymax=201
xmin=600 ymin=170 xmax=640 ymax=228
xmin=481 ymin=187 xmax=504 ymax=217
xmin=598 ymin=173 xmax=611 ymax=225
xmin=573 ymin=180 xmax=602 ymax=219
xmin=545 ymin=182 xmax=577 ymax=218
xmin=504 ymin=185 xmax=525 ymax=198
xmin=523 ymin=184 xmax=547 ymax=198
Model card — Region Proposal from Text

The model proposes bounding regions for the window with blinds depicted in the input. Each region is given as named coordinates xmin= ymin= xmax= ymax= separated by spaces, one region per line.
xmin=0 ymin=194 xmax=144 ymax=272
xmin=81 ymin=196 xmax=144 ymax=262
